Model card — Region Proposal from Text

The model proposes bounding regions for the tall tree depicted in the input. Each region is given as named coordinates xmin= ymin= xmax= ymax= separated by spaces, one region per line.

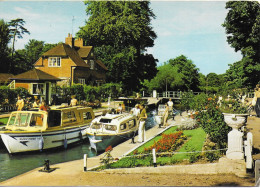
xmin=222 ymin=1 xmax=260 ymax=88
xmin=8 ymin=18 xmax=30 ymax=62
xmin=77 ymin=1 xmax=157 ymax=92
xmin=169 ymin=55 xmax=200 ymax=91
xmin=24 ymin=39 xmax=44 ymax=66
xmin=0 ymin=19 xmax=11 ymax=73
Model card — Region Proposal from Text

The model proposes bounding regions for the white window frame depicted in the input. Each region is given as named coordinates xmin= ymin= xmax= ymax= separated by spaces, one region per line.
xmin=48 ymin=57 xmax=61 ymax=67
xmin=78 ymin=78 xmax=85 ymax=85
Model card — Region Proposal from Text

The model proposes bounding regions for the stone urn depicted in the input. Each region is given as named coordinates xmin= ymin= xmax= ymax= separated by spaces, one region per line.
xmin=223 ymin=113 xmax=248 ymax=160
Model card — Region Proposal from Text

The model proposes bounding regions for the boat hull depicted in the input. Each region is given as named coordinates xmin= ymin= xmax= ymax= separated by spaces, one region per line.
xmin=88 ymin=131 xmax=136 ymax=153
xmin=1 ymin=126 xmax=88 ymax=153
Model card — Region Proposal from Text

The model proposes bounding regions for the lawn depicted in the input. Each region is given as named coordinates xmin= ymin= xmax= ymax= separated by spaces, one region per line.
xmin=98 ymin=126 xmax=207 ymax=170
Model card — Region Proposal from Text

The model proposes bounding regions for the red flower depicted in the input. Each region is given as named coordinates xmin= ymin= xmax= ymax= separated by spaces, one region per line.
xmin=105 ymin=145 xmax=113 ymax=152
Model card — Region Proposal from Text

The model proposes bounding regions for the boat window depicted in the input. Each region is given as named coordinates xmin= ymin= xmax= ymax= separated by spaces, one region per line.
xmin=128 ymin=119 xmax=136 ymax=129
xmin=100 ymin=118 xmax=112 ymax=123
xmin=48 ymin=110 xmax=61 ymax=127
xmin=63 ymin=111 xmax=76 ymax=124
xmin=91 ymin=122 xmax=101 ymax=129
xmin=83 ymin=112 xmax=92 ymax=120
xmin=105 ymin=124 xmax=117 ymax=131
xmin=8 ymin=114 xmax=16 ymax=126
xmin=16 ymin=113 xmax=30 ymax=127
xmin=30 ymin=114 xmax=43 ymax=127
xmin=120 ymin=123 xmax=127 ymax=130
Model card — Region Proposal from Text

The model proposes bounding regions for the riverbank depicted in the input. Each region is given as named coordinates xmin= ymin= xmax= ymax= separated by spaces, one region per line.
xmin=1 ymin=113 xmax=258 ymax=186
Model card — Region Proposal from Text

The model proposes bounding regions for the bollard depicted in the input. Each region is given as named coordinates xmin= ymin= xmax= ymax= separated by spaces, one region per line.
xmin=152 ymin=148 xmax=157 ymax=167
xmin=84 ymin=154 xmax=87 ymax=171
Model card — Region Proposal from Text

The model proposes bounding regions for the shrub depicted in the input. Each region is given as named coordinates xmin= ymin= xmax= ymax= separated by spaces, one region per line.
xmin=195 ymin=96 xmax=231 ymax=148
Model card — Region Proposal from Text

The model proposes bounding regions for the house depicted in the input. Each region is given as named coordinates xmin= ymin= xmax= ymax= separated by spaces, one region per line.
xmin=0 ymin=73 xmax=14 ymax=85
xmin=8 ymin=34 xmax=108 ymax=105
xmin=34 ymin=33 xmax=108 ymax=86
xmin=9 ymin=69 xmax=60 ymax=104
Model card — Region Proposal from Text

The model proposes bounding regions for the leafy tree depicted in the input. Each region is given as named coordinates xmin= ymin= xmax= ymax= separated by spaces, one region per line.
xmin=8 ymin=18 xmax=30 ymax=72
xmin=142 ymin=63 xmax=184 ymax=92
xmin=223 ymin=1 xmax=260 ymax=88
xmin=25 ymin=39 xmax=44 ymax=66
xmin=8 ymin=19 xmax=30 ymax=57
xmin=169 ymin=55 xmax=200 ymax=91
xmin=0 ymin=19 xmax=11 ymax=73
xmin=77 ymin=1 xmax=157 ymax=92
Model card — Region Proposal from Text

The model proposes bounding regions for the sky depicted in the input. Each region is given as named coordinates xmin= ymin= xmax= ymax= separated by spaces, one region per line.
xmin=0 ymin=1 xmax=243 ymax=75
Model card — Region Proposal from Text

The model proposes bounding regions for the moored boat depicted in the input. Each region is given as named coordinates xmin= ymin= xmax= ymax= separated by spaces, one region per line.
xmin=0 ymin=106 xmax=94 ymax=153
xmin=82 ymin=113 xmax=138 ymax=152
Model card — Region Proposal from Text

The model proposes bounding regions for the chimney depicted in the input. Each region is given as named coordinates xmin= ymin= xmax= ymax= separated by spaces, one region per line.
xmin=74 ymin=38 xmax=84 ymax=47
xmin=65 ymin=33 xmax=74 ymax=47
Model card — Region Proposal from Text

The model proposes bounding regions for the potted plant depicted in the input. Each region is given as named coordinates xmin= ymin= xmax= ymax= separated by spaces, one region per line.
xmin=220 ymin=97 xmax=249 ymax=160
xmin=220 ymin=98 xmax=248 ymax=129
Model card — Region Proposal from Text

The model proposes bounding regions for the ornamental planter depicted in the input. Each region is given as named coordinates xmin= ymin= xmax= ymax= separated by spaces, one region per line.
xmin=223 ymin=113 xmax=248 ymax=160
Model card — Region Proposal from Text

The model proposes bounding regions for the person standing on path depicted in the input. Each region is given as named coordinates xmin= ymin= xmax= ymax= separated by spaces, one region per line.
xmin=163 ymin=103 xmax=169 ymax=127
xmin=167 ymin=98 xmax=173 ymax=118
xmin=138 ymin=104 xmax=147 ymax=142
xmin=16 ymin=96 xmax=24 ymax=111
xmin=254 ymin=84 xmax=260 ymax=117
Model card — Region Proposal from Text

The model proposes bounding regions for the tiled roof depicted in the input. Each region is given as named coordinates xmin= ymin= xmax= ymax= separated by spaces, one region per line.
xmin=96 ymin=60 xmax=108 ymax=71
xmin=10 ymin=69 xmax=61 ymax=81
xmin=77 ymin=46 xmax=92 ymax=58
xmin=0 ymin=73 xmax=14 ymax=83
xmin=42 ymin=43 xmax=90 ymax=68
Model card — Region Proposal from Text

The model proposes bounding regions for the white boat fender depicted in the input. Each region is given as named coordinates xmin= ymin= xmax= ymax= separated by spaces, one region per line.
xmin=39 ymin=133 xmax=44 ymax=151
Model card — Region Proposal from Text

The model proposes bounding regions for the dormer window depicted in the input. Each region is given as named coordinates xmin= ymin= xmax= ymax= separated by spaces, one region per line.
xmin=90 ymin=60 xmax=94 ymax=70
xmin=48 ymin=57 xmax=61 ymax=67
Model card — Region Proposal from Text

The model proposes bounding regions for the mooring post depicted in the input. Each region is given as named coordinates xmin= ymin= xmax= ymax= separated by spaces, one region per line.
xmin=84 ymin=154 xmax=87 ymax=172
xmin=152 ymin=148 xmax=157 ymax=167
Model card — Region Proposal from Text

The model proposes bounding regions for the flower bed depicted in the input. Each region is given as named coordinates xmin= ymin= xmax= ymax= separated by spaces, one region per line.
xmin=92 ymin=127 xmax=207 ymax=170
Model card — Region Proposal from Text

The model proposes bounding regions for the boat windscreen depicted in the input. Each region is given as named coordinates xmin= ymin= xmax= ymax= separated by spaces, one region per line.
xmin=99 ymin=118 xmax=112 ymax=123
xmin=48 ymin=110 xmax=61 ymax=127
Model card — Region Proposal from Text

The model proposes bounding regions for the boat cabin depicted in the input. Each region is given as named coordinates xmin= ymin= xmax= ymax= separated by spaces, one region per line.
xmin=4 ymin=107 xmax=94 ymax=132
xmin=90 ymin=113 xmax=137 ymax=134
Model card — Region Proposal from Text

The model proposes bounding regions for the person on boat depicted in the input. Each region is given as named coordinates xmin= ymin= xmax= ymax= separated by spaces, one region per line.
xmin=39 ymin=100 xmax=50 ymax=112
xmin=131 ymin=104 xmax=140 ymax=117
xmin=33 ymin=98 xmax=40 ymax=108
xmin=163 ymin=103 xmax=169 ymax=127
xmin=138 ymin=104 xmax=147 ymax=142
xmin=116 ymin=104 xmax=123 ymax=114
xmin=16 ymin=96 xmax=24 ymax=111
xmin=70 ymin=95 xmax=78 ymax=106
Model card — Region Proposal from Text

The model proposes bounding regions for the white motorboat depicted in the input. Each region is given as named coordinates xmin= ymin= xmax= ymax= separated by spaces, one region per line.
xmin=0 ymin=106 xmax=94 ymax=153
xmin=82 ymin=113 xmax=138 ymax=152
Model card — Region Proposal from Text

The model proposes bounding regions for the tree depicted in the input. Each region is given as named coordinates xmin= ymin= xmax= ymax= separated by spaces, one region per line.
xmin=0 ymin=19 xmax=11 ymax=73
xmin=142 ymin=63 xmax=184 ymax=92
xmin=8 ymin=18 xmax=30 ymax=71
xmin=77 ymin=1 xmax=157 ymax=92
xmin=222 ymin=1 xmax=260 ymax=88
xmin=24 ymin=39 xmax=44 ymax=66
xmin=169 ymin=55 xmax=200 ymax=91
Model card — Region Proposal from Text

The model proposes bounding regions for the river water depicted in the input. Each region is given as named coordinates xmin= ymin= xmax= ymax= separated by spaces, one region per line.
xmin=0 ymin=110 xmax=157 ymax=182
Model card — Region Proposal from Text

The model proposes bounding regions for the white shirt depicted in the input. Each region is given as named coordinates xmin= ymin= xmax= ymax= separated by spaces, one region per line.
xmin=131 ymin=107 xmax=140 ymax=117
xmin=167 ymin=101 xmax=173 ymax=110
